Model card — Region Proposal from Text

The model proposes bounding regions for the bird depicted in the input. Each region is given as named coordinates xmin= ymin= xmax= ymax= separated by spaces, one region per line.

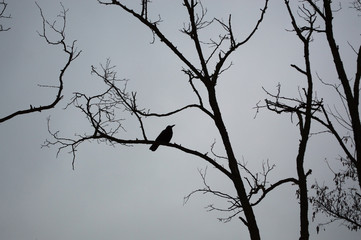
xmin=149 ymin=125 xmax=175 ymax=151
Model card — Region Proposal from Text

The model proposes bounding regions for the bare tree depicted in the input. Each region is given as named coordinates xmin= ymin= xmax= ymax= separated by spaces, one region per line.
xmin=260 ymin=0 xmax=361 ymax=235
xmin=0 ymin=3 xmax=81 ymax=123
xmin=298 ymin=0 xmax=361 ymax=232
xmin=306 ymin=0 xmax=361 ymax=188
xmin=41 ymin=1 xmax=288 ymax=240
xmin=261 ymin=1 xmax=319 ymax=239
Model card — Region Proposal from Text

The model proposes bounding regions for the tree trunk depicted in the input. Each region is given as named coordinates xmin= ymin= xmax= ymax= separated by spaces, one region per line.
xmin=323 ymin=0 xmax=361 ymax=188
xmin=297 ymin=142 xmax=309 ymax=240
xmin=207 ymin=85 xmax=261 ymax=240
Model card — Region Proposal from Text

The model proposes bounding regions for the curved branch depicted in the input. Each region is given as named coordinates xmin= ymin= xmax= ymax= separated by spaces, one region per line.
xmin=44 ymin=121 xmax=232 ymax=178
xmin=0 ymin=3 xmax=81 ymax=123
xmin=100 ymin=131 xmax=232 ymax=178
xmin=138 ymin=104 xmax=214 ymax=119
xmin=251 ymin=177 xmax=298 ymax=206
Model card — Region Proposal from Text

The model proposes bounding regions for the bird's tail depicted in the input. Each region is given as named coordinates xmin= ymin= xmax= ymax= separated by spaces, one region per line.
xmin=149 ymin=144 xmax=158 ymax=151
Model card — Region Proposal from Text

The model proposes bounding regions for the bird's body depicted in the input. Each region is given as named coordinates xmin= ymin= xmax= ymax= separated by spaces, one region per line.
xmin=149 ymin=125 xmax=175 ymax=151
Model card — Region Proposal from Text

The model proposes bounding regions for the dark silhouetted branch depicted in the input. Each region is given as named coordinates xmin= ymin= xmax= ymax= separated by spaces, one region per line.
xmin=0 ymin=3 xmax=81 ymax=123
xmin=0 ymin=0 xmax=10 ymax=31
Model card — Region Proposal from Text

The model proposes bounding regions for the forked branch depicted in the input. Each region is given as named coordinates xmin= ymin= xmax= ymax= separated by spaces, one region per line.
xmin=0 ymin=3 xmax=81 ymax=123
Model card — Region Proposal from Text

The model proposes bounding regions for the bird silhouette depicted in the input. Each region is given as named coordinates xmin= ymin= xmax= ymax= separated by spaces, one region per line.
xmin=149 ymin=125 xmax=175 ymax=151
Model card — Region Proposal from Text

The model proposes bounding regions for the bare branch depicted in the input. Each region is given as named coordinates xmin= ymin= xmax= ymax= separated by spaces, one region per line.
xmin=291 ymin=64 xmax=307 ymax=75
xmin=251 ymin=177 xmax=299 ymax=206
xmin=211 ymin=0 xmax=269 ymax=85
xmin=350 ymin=0 xmax=361 ymax=12
xmin=310 ymin=171 xmax=361 ymax=231
xmin=182 ymin=0 xmax=212 ymax=81
xmin=304 ymin=0 xmax=326 ymax=20
xmin=98 ymin=0 xmax=203 ymax=80
xmin=0 ymin=3 xmax=81 ymax=123
xmin=44 ymin=117 xmax=232 ymax=176
xmin=0 ymin=0 xmax=10 ymax=31
xmin=354 ymin=45 xmax=361 ymax=108
xmin=184 ymin=167 xmax=242 ymax=223
xmin=140 ymin=0 xmax=149 ymax=20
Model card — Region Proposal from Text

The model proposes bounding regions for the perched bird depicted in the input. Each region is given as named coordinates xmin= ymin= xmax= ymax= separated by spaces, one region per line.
xmin=149 ymin=125 xmax=175 ymax=151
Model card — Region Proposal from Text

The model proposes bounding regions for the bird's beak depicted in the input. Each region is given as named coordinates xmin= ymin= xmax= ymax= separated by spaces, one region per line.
xmin=171 ymin=124 xmax=175 ymax=127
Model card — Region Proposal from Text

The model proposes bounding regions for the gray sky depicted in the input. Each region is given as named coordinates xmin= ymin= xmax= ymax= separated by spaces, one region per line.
xmin=0 ymin=0 xmax=360 ymax=239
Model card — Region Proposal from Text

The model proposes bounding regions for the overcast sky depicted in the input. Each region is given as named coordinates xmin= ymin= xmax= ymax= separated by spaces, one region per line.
xmin=0 ymin=0 xmax=360 ymax=239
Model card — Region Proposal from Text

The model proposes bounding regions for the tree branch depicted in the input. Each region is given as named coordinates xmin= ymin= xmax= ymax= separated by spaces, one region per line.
xmin=211 ymin=0 xmax=269 ymax=85
xmin=98 ymin=0 xmax=203 ymax=80
xmin=0 ymin=3 xmax=81 ymax=123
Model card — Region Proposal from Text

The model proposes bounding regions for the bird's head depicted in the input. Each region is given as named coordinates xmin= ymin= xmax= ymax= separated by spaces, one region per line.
xmin=167 ymin=124 xmax=175 ymax=130
xmin=167 ymin=124 xmax=175 ymax=129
